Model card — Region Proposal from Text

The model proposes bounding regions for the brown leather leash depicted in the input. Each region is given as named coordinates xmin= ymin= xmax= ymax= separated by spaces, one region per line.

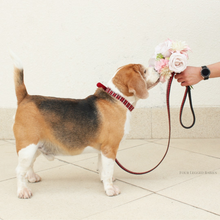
xmin=115 ymin=72 xmax=196 ymax=174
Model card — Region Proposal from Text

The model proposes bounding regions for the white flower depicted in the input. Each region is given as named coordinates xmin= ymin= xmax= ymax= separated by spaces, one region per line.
xmin=169 ymin=52 xmax=187 ymax=73
xmin=154 ymin=39 xmax=172 ymax=58
xmin=160 ymin=66 xmax=172 ymax=83
xmin=171 ymin=41 xmax=189 ymax=53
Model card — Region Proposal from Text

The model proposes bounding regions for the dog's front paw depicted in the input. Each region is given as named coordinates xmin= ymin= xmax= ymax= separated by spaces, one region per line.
xmin=27 ymin=173 xmax=41 ymax=183
xmin=17 ymin=187 xmax=32 ymax=199
xmin=105 ymin=185 xmax=120 ymax=196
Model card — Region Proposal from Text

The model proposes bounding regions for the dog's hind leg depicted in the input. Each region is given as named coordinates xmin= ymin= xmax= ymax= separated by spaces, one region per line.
xmin=26 ymin=150 xmax=41 ymax=183
xmin=97 ymin=152 xmax=103 ymax=181
xmin=16 ymin=143 xmax=39 ymax=199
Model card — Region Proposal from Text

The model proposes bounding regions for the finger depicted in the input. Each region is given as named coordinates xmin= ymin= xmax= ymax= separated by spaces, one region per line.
xmin=174 ymin=74 xmax=179 ymax=79
xmin=181 ymin=82 xmax=186 ymax=86
xmin=177 ymin=78 xmax=184 ymax=83
xmin=175 ymin=73 xmax=183 ymax=79
xmin=181 ymin=81 xmax=189 ymax=87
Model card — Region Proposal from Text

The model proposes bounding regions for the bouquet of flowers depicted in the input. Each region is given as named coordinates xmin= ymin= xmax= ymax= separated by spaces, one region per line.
xmin=149 ymin=39 xmax=191 ymax=83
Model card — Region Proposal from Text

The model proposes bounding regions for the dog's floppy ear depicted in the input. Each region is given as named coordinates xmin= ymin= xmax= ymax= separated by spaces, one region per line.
xmin=127 ymin=65 xmax=149 ymax=99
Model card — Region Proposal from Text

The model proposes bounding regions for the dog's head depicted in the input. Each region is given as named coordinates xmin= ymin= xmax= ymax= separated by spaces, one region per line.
xmin=112 ymin=64 xmax=160 ymax=99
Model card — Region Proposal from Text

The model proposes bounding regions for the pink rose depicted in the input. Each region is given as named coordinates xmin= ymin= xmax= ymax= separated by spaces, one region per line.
xmin=169 ymin=52 xmax=187 ymax=73
xmin=155 ymin=58 xmax=169 ymax=73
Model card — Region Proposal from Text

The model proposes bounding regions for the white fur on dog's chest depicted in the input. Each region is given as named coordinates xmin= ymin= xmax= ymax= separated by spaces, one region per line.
xmin=107 ymin=79 xmax=133 ymax=139
xmin=124 ymin=110 xmax=131 ymax=137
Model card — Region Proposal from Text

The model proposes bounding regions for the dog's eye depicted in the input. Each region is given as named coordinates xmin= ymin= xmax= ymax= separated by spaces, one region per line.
xmin=144 ymin=70 xmax=146 ymax=74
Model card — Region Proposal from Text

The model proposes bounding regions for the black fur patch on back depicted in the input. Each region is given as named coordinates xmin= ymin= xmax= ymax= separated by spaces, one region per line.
xmin=32 ymin=95 xmax=101 ymax=149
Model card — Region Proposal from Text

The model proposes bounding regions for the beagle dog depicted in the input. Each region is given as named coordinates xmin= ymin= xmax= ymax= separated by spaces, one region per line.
xmin=11 ymin=52 xmax=160 ymax=199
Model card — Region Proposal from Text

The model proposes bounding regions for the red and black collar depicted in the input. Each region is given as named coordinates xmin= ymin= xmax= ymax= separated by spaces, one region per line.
xmin=97 ymin=82 xmax=134 ymax=112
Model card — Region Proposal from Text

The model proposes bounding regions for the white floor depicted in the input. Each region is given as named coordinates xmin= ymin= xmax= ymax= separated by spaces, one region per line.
xmin=0 ymin=138 xmax=220 ymax=220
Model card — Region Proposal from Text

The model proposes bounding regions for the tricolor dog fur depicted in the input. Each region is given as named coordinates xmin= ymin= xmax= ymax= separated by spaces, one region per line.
xmin=11 ymin=52 xmax=160 ymax=199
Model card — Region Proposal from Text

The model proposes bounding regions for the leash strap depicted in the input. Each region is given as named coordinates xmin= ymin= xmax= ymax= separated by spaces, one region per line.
xmin=115 ymin=73 xmax=196 ymax=174
xmin=115 ymin=73 xmax=175 ymax=175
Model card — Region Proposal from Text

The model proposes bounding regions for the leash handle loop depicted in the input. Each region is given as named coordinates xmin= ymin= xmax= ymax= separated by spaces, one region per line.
xmin=179 ymin=86 xmax=196 ymax=129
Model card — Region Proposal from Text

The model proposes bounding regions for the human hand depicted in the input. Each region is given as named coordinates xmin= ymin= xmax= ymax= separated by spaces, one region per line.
xmin=175 ymin=66 xmax=203 ymax=86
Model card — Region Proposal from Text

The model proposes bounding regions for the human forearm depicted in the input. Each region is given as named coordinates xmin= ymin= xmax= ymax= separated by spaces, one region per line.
xmin=175 ymin=62 xmax=220 ymax=86
xmin=207 ymin=62 xmax=220 ymax=78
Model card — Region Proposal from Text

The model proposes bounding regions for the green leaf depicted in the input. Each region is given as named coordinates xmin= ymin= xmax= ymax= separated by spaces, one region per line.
xmin=156 ymin=53 xmax=164 ymax=60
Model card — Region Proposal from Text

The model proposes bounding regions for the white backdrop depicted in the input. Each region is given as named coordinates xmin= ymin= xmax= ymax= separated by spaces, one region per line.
xmin=1 ymin=0 xmax=220 ymax=108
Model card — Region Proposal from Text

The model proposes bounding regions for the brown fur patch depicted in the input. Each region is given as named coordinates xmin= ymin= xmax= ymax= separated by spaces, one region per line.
xmin=94 ymin=98 xmax=127 ymax=159
xmin=14 ymin=96 xmax=47 ymax=153
xmin=14 ymin=68 xmax=28 ymax=104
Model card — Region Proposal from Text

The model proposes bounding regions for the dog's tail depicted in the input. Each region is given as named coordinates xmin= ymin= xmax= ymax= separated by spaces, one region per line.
xmin=10 ymin=51 xmax=28 ymax=104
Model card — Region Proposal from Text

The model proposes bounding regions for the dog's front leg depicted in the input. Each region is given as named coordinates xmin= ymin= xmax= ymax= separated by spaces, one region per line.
xmin=101 ymin=152 xmax=120 ymax=196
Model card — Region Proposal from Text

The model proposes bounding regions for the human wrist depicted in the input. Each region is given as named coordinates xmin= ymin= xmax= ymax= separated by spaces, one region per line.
xmin=194 ymin=67 xmax=203 ymax=81
xmin=200 ymin=66 xmax=211 ymax=80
